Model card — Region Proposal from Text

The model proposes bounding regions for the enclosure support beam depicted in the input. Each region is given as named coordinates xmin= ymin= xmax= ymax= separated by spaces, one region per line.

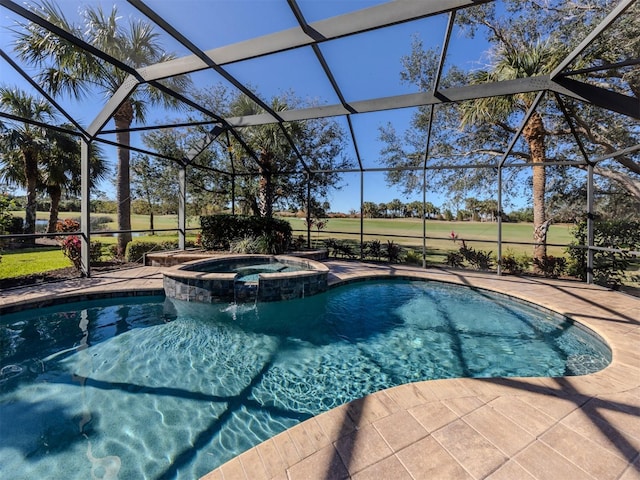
xmin=231 ymin=174 xmax=236 ymax=216
xmin=497 ymin=167 xmax=503 ymax=276
xmin=80 ymin=139 xmax=91 ymax=278
xmin=134 ymin=0 xmax=494 ymax=83
xmin=360 ymin=171 xmax=364 ymax=259
xmin=586 ymin=164 xmax=595 ymax=284
xmin=552 ymin=78 xmax=640 ymax=119
xmin=178 ymin=164 xmax=187 ymax=251
xmin=422 ymin=166 xmax=427 ymax=269
xmin=306 ymin=174 xmax=312 ymax=249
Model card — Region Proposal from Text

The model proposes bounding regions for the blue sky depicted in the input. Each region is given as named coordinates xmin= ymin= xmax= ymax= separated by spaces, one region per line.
xmin=0 ymin=0 xmax=497 ymax=213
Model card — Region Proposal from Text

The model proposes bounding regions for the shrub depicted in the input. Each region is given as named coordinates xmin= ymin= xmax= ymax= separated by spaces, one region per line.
xmin=7 ymin=216 xmax=23 ymax=234
xmin=404 ymin=249 xmax=422 ymax=265
xmin=200 ymin=215 xmax=292 ymax=253
xmin=533 ymin=255 xmax=567 ymax=278
xmin=59 ymin=236 xmax=102 ymax=269
xmin=446 ymin=241 xmax=493 ymax=270
xmin=385 ymin=240 xmax=403 ymax=263
xmin=500 ymin=249 xmax=531 ymax=274
xmin=125 ymin=240 xmax=178 ymax=263
xmin=567 ymin=219 xmax=640 ymax=288
xmin=324 ymin=238 xmax=339 ymax=257
xmin=230 ymin=236 xmax=258 ymax=254
xmin=336 ymin=241 xmax=356 ymax=258
xmin=291 ymin=235 xmax=306 ymax=250
xmin=56 ymin=218 xmax=80 ymax=233
xmin=107 ymin=243 xmax=120 ymax=260
xmin=324 ymin=238 xmax=357 ymax=258
xmin=60 ymin=235 xmax=82 ymax=269
xmin=363 ymin=240 xmax=382 ymax=260
xmin=89 ymin=241 xmax=104 ymax=263
xmin=459 ymin=241 xmax=493 ymax=270
xmin=445 ymin=251 xmax=465 ymax=268
xmin=254 ymin=232 xmax=285 ymax=254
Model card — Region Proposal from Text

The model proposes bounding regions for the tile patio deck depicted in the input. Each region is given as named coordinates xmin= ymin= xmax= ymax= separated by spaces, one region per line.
xmin=1 ymin=260 xmax=638 ymax=480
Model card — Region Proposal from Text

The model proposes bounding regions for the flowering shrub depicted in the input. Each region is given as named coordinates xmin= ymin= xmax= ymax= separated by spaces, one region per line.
xmin=55 ymin=218 xmax=80 ymax=233
xmin=55 ymin=219 xmax=102 ymax=270
xmin=60 ymin=235 xmax=82 ymax=269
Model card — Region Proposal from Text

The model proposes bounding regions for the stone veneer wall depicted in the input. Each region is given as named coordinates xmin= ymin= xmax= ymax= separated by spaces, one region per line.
xmin=163 ymin=271 xmax=328 ymax=303
xmin=163 ymin=275 xmax=236 ymax=303
xmin=257 ymin=271 xmax=328 ymax=301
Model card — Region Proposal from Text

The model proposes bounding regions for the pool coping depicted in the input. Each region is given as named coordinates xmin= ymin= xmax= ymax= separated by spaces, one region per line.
xmin=1 ymin=261 xmax=638 ymax=480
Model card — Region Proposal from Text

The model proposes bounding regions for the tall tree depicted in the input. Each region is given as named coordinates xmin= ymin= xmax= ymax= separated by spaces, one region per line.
xmin=131 ymin=153 xmax=181 ymax=231
xmin=460 ymin=40 xmax=560 ymax=258
xmin=41 ymin=128 xmax=108 ymax=232
xmin=0 ymin=87 xmax=56 ymax=243
xmin=14 ymin=0 xmax=191 ymax=254
xmin=362 ymin=201 xmax=379 ymax=218
xmin=159 ymin=88 xmax=352 ymax=218
xmin=387 ymin=198 xmax=404 ymax=218
xmin=380 ymin=0 xmax=639 ymax=266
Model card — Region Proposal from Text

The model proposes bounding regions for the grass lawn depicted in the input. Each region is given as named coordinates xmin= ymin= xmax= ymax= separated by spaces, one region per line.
xmin=0 ymin=247 xmax=72 ymax=279
xmin=285 ymin=217 xmax=573 ymax=258
xmin=3 ymin=212 xmax=574 ymax=279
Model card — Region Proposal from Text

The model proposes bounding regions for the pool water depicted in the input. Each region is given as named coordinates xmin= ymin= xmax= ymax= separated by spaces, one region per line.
xmin=194 ymin=260 xmax=304 ymax=283
xmin=196 ymin=260 xmax=302 ymax=273
xmin=233 ymin=262 xmax=302 ymax=282
xmin=0 ymin=280 xmax=610 ymax=479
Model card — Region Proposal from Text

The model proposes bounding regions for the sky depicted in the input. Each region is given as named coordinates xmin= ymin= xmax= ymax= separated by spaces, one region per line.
xmin=0 ymin=0 xmax=499 ymax=214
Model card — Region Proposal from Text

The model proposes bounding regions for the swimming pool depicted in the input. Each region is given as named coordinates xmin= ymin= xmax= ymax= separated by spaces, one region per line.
xmin=0 ymin=279 xmax=611 ymax=479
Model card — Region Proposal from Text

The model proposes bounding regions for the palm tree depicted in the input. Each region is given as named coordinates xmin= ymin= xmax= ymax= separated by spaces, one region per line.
xmin=0 ymin=86 xmax=56 ymax=243
xmin=41 ymin=129 xmax=108 ymax=232
xmin=13 ymin=0 xmax=190 ymax=254
xmin=460 ymin=40 xmax=561 ymax=266
xmin=228 ymin=95 xmax=303 ymax=218
xmin=362 ymin=201 xmax=379 ymax=218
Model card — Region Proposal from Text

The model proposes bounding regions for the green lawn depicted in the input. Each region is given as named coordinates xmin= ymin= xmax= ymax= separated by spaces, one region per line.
xmin=0 ymin=247 xmax=72 ymax=279
xmin=13 ymin=211 xmax=571 ymax=254
xmin=3 ymin=212 xmax=574 ymax=278
xmin=286 ymin=217 xmax=573 ymax=257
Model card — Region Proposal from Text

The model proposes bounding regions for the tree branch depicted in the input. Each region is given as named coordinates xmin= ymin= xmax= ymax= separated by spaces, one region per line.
xmin=576 ymin=164 xmax=640 ymax=200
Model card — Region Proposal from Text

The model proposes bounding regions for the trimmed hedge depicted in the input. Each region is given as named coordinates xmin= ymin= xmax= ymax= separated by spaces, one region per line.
xmin=125 ymin=240 xmax=178 ymax=263
xmin=200 ymin=215 xmax=292 ymax=253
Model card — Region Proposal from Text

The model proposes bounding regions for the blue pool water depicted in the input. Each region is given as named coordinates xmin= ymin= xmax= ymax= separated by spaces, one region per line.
xmin=192 ymin=260 xmax=304 ymax=283
xmin=0 ymin=280 xmax=610 ymax=479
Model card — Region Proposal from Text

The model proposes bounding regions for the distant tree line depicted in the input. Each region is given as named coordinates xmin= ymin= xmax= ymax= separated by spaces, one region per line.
xmin=360 ymin=198 xmax=533 ymax=222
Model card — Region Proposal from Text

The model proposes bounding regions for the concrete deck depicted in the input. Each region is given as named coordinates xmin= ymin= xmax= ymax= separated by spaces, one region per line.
xmin=1 ymin=261 xmax=638 ymax=479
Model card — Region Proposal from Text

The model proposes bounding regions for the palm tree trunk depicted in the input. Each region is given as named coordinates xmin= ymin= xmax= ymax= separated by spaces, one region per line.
xmin=523 ymin=111 xmax=548 ymax=269
xmin=23 ymin=150 xmax=38 ymax=246
xmin=149 ymin=203 xmax=155 ymax=235
xmin=47 ymin=184 xmax=62 ymax=233
xmin=114 ymin=102 xmax=133 ymax=256
xmin=257 ymin=151 xmax=274 ymax=218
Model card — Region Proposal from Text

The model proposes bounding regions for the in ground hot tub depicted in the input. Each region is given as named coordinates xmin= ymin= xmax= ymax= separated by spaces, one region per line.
xmin=163 ymin=254 xmax=329 ymax=303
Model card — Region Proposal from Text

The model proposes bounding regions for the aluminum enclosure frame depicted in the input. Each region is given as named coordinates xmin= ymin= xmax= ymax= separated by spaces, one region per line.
xmin=0 ymin=0 xmax=638 ymax=280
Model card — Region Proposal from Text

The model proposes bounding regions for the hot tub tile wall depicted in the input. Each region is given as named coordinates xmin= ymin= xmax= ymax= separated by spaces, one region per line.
xmin=164 ymin=271 xmax=328 ymax=303
xmin=163 ymin=254 xmax=330 ymax=303
xmin=258 ymin=272 xmax=328 ymax=301
xmin=163 ymin=276 xmax=236 ymax=303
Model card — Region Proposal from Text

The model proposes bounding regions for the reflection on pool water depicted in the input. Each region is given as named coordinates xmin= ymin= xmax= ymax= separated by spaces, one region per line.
xmin=0 ymin=280 xmax=610 ymax=479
